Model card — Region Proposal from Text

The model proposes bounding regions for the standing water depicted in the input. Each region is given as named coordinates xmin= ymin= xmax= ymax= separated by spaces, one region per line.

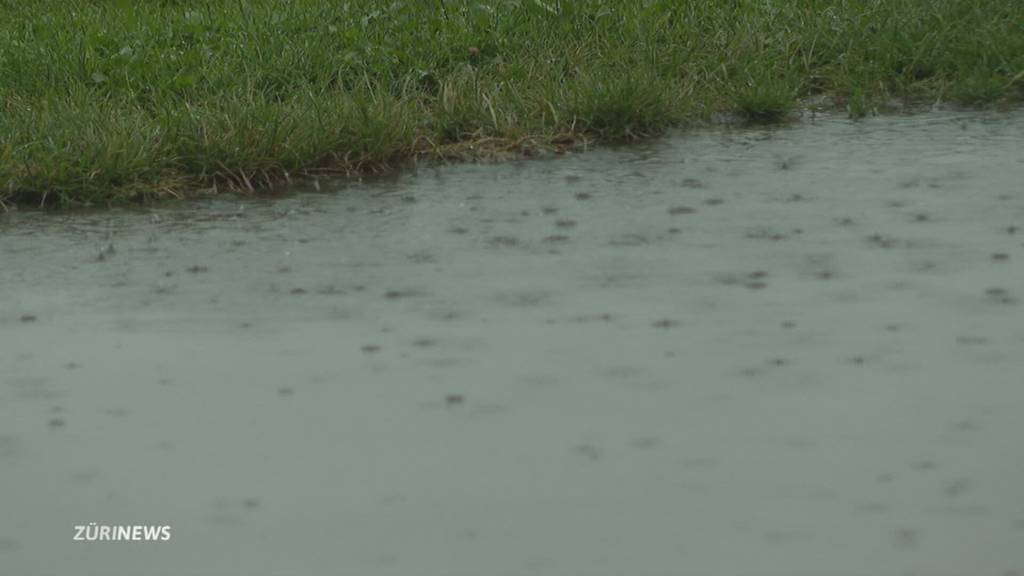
xmin=2 ymin=111 xmax=1023 ymax=576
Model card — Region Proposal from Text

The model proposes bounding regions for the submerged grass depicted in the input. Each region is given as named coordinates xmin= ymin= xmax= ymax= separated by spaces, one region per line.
xmin=1 ymin=0 xmax=1022 ymax=206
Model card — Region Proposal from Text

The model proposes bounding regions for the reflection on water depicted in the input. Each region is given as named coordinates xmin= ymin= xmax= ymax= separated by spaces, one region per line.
xmin=2 ymin=111 xmax=1024 ymax=576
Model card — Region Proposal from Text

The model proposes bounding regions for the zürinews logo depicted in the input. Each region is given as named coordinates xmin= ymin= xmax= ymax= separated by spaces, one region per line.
xmin=73 ymin=524 xmax=172 ymax=542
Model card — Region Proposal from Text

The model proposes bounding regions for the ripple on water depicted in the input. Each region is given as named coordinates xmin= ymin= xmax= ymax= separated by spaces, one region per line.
xmin=0 ymin=539 xmax=20 ymax=553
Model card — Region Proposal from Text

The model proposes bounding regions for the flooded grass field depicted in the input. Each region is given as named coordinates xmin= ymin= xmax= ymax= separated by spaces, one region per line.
xmin=2 ymin=110 xmax=1024 ymax=575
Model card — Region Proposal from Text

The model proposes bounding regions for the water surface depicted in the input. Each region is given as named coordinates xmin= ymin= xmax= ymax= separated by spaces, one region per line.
xmin=2 ymin=111 xmax=1023 ymax=576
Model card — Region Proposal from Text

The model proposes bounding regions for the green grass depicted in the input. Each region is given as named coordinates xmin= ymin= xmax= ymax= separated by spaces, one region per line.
xmin=1 ymin=0 xmax=1022 ymax=206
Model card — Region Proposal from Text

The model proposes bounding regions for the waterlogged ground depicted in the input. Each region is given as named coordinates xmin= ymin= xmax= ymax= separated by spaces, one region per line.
xmin=2 ymin=111 xmax=1023 ymax=576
